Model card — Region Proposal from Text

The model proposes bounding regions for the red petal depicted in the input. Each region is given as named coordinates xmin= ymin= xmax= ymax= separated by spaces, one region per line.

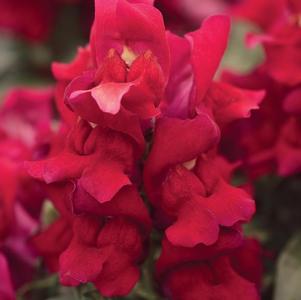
xmin=79 ymin=160 xmax=131 ymax=203
xmin=187 ymin=15 xmax=230 ymax=109
xmin=72 ymin=186 xmax=151 ymax=232
xmin=25 ymin=153 xmax=89 ymax=184
xmin=52 ymin=46 xmax=92 ymax=81
xmin=205 ymin=82 xmax=265 ymax=126
xmin=31 ymin=218 xmax=72 ymax=272
xmin=116 ymin=0 xmax=169 ymax=77
xmin=94 ymin=253 xmax=140 ymax=297
xmin=164 ymin=257 xmax=259 ymax=300
xmin=54 ymin=82 xmax=77 ymax=126
xmin=156 ymin=228 xmax=243 ymax=279
xmin=161 ymin=32 xmax=193 ymax=119
xmin=59 ymin=240 xmax=109 ymax=285
xmin=166 ymin=200 xmax=219 ymax=247
xmin=144 ymin=114 xmax=219 ymax=204
xmin=59 ymin=216 xmax=111 ymax=285
xmin=205 ymin=180 xmax=256 ymax=226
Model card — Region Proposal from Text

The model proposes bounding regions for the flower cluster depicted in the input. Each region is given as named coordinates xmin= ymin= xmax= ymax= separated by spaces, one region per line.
xmin=221 ymin=0 xmax=301 ymax=178
xmin=20 ymin=0 xmax=266 ymax=299
xmin=4 ymin=0 xmax=301 ymax=299
xmin=0 ymin=87 xmax=54 ymax=299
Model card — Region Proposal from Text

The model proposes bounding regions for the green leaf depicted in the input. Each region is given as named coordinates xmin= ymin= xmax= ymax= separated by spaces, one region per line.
xmin=274 ymin=232 xmax=301 ymax=300
xmin=41 ymin=200 xmax=59 ymax=228
xmin=46 ymin=287 xmax=80 ymax=300
xmin=221 ymin=20 xmax=264 ymax=74
xmin=17 ymin=274 xmax=58 ymax=300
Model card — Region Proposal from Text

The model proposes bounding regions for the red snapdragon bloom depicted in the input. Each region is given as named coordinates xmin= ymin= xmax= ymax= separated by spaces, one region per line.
xmin=0 ymin=87 xmax=54 ymax=289
xmin=59 ymin=215 xmax=147 ymax=296
xmin=254 ymin=24 xmax=301 ymax=86
xmin=144 ymin=115 xmax=255 ymax=247
xmin=161 ymin=15 xmax=264 ymax=124
xmin=23 ymin=1 xmax=266 ymax=298
xmin=222 ymin=70 xmax=301 ymax=177
xmin=52 ymin=46 xmax=148 ymax=149
xmin=33 ymin=184 xmax=150 ymax=296
xmin=0 ymin=87 xmax=53 ymax=239
xmin=161 ymin=15 xmax=231 ymax=119
xmin=159 ymin=257 xmax=258 ymax=300
xmin=53 ymin=0 xmax=169 ymax=125
xmin=144 ymin=15 xmax=258 ymax=248
xmin=32 ymin=184 xmax=150 ymax=284
xmin=156 ymin=231 xmax=260 ymax=300
xmin=27 ymin=119 xmax=141 ymax=204
xmin=27 ymin=117 xmax=151 ymax=296
xmin=31 ymin=186 xmax=151 ymax=296
xmin=219 ymin=0 xmax=301 ymax=178
xmin=246 ymin=2 xmax=301 ymax=86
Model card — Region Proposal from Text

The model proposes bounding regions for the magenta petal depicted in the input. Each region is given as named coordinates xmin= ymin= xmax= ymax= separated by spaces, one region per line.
xmin=116 ymin=0 xmax=170 ymax=78
xmin=79 ymin=161 xmax=131 ymax=203
xmin=206 ymin=180 xmax=256 ymax=226
xmin=92 ymin=0 xmax=169 ymax=76
xmin=187 ymin=15 xmax=230 ymax=107
xmin=52 ymin=46 xmax=92 ymax=81
xmin=95 ymin=255 xmax=140 ymax=297
xmin=166 ymin=200 xmax=219 ymax=247
xmin=148 ymin=114 xmax=219 ymax=173
xmin=161 ymin=32 xmax=193 ymax=119
xmin=92 ymin=0 xmax=120 ymax=65
xmin=25 ymin=153 xmax=89 ymax=184
xmin=59 ymin=241 xmax=109 ymax=285
xmin=144 ymin=114 xmax=219 ymax=203
xmin=73 ymin=186 xmax=151 ymax=232
xmin=164 ymin=257 xmax=259 ymax=300
xmin=206 ymin=82 xmax=265 ymax=126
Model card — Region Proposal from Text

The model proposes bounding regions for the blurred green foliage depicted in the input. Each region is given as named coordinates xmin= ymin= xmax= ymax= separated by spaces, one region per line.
xmin=222 ymin=20 xmax=265 ymax=74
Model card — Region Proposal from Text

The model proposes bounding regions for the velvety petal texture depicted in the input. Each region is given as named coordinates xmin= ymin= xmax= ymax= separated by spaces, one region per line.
xmin=26 ymin=115 xmax=150 ymax=296
xmin=156 ymin=235 xmax=260 ymax=300
xmin=55 ymin=0 xmax=170 ymax=124
xmin=144 ymin=111 xmax=255 ymax=247
xmin=21 ymin=1 xmax=267 ymax=299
